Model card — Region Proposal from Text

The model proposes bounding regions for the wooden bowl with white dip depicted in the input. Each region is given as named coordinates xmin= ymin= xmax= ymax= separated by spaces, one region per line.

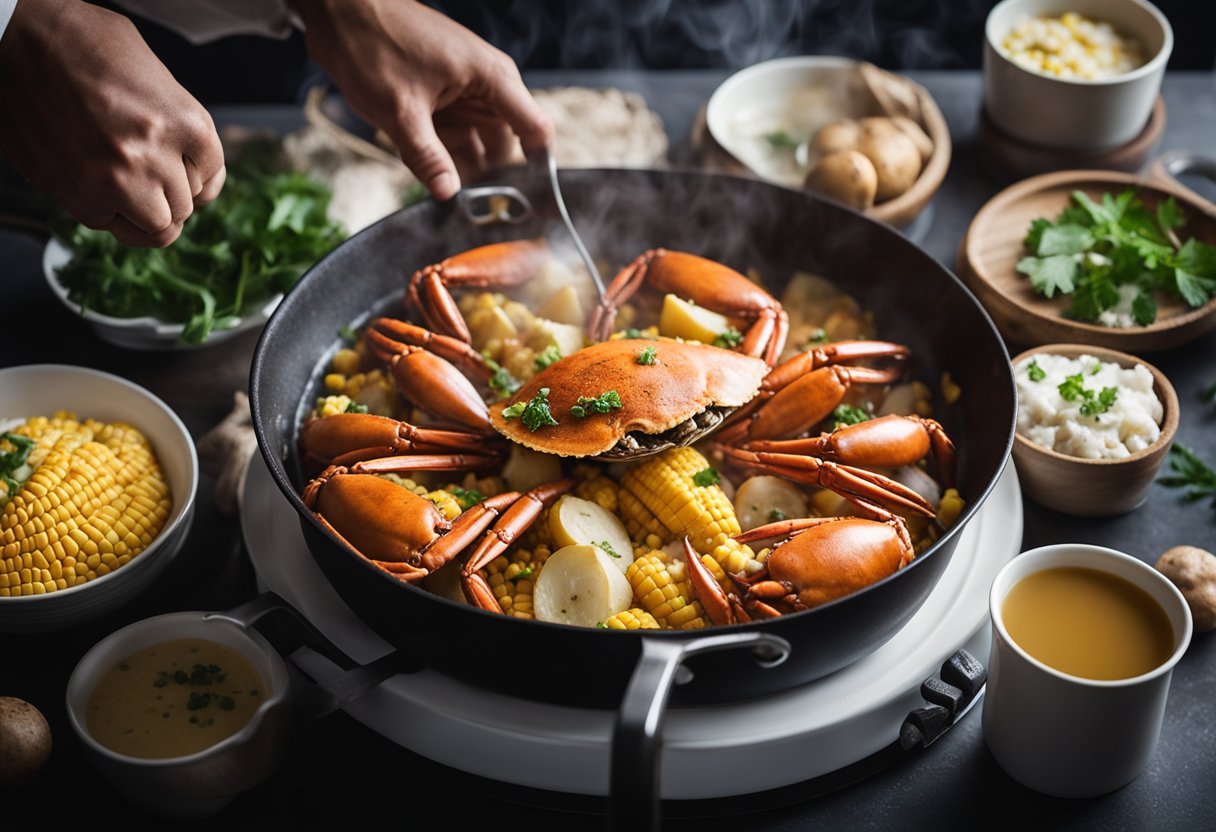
xmin=1010 ymin=343 xmax=1178 ymax=516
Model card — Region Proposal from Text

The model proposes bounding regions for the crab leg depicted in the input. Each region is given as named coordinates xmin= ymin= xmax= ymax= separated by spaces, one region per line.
xmin=743 ymin=414 xmax=957 ymax=489
xmin=460 ymin=479 xmax=577 ymax=611
xmin=719 ymin=447 xmax=936 ymax=519
xmin=364 ymin=327 xmax=492 ymax=432
xmin=369 ymin=318 xmax=493 ymax=383
xmin=416 ymin=491 xmax=521 ymax=577
xmin=406 ymin=238 xmax=551 ymax=342
xmin=300 ymin=412 xmax=503 ymax=470
xmin=588 ymin=249 xmax=788 ymax=365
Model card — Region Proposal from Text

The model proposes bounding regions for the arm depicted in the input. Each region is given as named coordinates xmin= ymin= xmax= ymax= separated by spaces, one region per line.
xmin=0 ymin=0 xmax=225 ymax=246
xmin=288 ymin=0 xmax=554 ymax=200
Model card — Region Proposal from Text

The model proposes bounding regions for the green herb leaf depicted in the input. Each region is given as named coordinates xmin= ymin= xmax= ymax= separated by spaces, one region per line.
xmin=1058 ymin=373 xmax=1087 ymax=402
xmin=1018 ymin=254 xmax=1080 ymax=298
xmin=831 ymin=403 xmax=871 ymax=430
xmin=1080 ymin=387 xmax=1118 ymax=417
xmin=1027 ymin=360 xmax=1046 ymax=382
xmin=692 ymin=467 xmax=719 ymax=487
xmin=534 ymin=344 xmax=562 ymax=371
xmin=1156 ymin=197 xmax=1184 ymax=236
xmin=1158 ymin=443 xmax=1216 ymax=507
xmin=504 ymin=388 xmax=559 ymax=432
xmin=713 ymin=328 xmax=744 ymax=348
xmin=598 ymin=540 xmax=621 ymax=558
xmin=338 ymin=325 xmax=358 ymax=343
xmin=0 ymin=432 xmax=36 ymax=482
xmin=1173 ymin=267 xmax=1216 ymax=309
xmin=449 ymin=486 xmax=486 ymax=511
xmin=767 ymin=508 xmax=787 ymax=522
xmin=570 ymin=391 xmax=622 ymax=419
xmin=1132 ymin=288 xmax=1157 ymax=327
xmin=1036 ymin=224 xmax=1094 ymax=256
xmin=489 ymin=364 xmax=522 ymax=399
xmin=343 ymin=401 xmax=369 ymax=414
xmin=513 ymin=565 xmax=535 ymax=581
xmin=764 ymin=130 xmax=801 ymax=149
xmin=806 ymin=327 xmax=828 ymax=346
xmin=636 ymin=345 xmax=657 ymax=365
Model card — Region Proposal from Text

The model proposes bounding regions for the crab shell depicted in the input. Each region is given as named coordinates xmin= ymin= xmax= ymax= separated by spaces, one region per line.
xmin=489 ymin=339 xmax=769 ymax=459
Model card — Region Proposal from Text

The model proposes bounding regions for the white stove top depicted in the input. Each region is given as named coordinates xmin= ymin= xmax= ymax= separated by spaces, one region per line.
xmin=240 ymin=456 xmax=1022 ymax=799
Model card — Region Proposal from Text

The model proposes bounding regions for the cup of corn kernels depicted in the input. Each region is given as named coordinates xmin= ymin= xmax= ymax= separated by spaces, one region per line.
xmin=983 ymin=0 xmax=1172 ymax=150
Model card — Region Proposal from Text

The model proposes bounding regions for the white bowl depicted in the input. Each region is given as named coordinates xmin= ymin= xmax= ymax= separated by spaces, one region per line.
xmin=0 ymin=365 xmax=198 ymax=632
xmin=983 ymin=0 xmax=1173 ymax=150
xmin=66 ymin=611 xmax=293 ymax=818
xmin=43 ymin=237 xmax=282 ymax=351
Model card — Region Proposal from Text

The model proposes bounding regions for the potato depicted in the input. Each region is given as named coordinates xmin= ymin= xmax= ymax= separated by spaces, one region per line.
xmin=1156 ymin=545 xmax=1216 ymax=632
xmin=734 ymin=476 xmax=808 ymax=531
xmin=501 ymin=445 xmax=564 ymax=492
xmin=0 ymin=697 xmax=51 ymax=789
xmin=527 ymin=317 xmax=586 ymax=358
xmin=534 ymin=544 xmax=634 ymax=626
xmin=856 ymin=127 xmax=922 ymax=203
xmin=804 ymin=150 xmax=878 ymax=212
xmin=890 ymin=115 xmax=934 ymax=163
xmin=811 ymin=119 xmax=860 ymax=156
xmin=467 ymin=305 xmax=517 ymax=352
xmin=549 ymin=495 xmax=633 ymax=573
xmin=659 ymin=294 xmax=732 ymax=344
xmin=535 ymin=285 xmax=585 ymax=327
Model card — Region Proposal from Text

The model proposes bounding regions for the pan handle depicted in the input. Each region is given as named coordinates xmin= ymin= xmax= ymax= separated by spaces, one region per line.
xmin=205 ymin=591 xmax=421 ymax=724
xmin=609 ymin=632 xmax=791 ymax=831
xmin=1147 ymin=149 xmax=1216 ymax=210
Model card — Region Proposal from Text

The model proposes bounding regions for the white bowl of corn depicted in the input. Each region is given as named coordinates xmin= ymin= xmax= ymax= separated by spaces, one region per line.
xmin=983 ymin=0 xmax=1172 ymax=150
xmin=0 ymin=365 xmax=197 ymax=632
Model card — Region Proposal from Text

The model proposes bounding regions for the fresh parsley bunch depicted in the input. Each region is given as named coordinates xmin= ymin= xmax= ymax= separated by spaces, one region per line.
xmin=55 ymin=152 xmax=347 ymax=345
xmin=1017 ymin=189 xmax=1216 ymax=325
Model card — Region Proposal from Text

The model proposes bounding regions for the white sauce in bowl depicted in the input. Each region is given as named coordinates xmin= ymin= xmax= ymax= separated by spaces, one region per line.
xmin=1015 ymin=353 xmax=1162 ymax=459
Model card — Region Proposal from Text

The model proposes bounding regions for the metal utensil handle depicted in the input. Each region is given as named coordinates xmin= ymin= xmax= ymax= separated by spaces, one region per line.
xmin=205 ymin=591 xmax=420 ymax=723
xmin=526 ymin=146 xmax=607 ymax=298
xmin=1148 ymin=149 xmax=1216 ymax=211
xmin=610 ymin=632 xmax=791 ymax=831
xmin=456 ymin=185 xmax=534 ymax=226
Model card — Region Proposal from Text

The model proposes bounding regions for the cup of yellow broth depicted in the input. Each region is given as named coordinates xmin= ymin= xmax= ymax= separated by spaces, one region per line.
xmin=983 ymin=543 xmax=1192 ymax=798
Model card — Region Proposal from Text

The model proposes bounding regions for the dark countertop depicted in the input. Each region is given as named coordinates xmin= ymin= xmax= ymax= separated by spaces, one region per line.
xmin=3 ymin=70 xmax=1215 ymax=830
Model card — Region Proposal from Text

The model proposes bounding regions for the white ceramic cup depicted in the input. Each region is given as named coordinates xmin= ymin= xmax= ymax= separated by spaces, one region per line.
xmin=983 ymin=0 xmax=1173 ymax=150
xmin=983 ymin=544 xmax=1192 ymax=798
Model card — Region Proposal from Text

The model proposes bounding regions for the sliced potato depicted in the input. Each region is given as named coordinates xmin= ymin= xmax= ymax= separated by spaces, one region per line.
xmin=536 ymin=285 xmax=585 ymax=327
xmin=468 ymin=305 xmax=518 ymax=352
xmin=549 ymin=495 xmax=633 ymax=573
xmin=528 ymin=317 xmax=586 ymax=358
xmin=533 ymin=544 xmax=634 ymax=626
xmin=501 ymin=445 xmax=564 ymax=492
xmin=659 ymin=294 xmax=732 ymax=344
xmin=734 ymin=476 xmax=809 ymax=531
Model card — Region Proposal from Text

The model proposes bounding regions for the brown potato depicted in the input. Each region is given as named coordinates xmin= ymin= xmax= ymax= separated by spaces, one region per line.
xmin=811 ymin=119 xmax=861 ymax=157
xmin=0 ymin=697 xmax=52 ymax=789
xmin=1156 ymin=545 xmax=1216 ymax=632
xmin=857 ymin=116 xmax=902 ymax=139
xmin=856 ymin=127 xmax=922 ymax=203
xmin=804 ymin=150 xmax=878 ymax=211
xmin=890 ymin=116 xmax=934 ymax=163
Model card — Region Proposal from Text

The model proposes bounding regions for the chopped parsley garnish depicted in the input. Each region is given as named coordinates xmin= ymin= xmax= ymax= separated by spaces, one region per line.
xmin=1159 ymin=443 xmax=1216 ymax=509
xmin=713 ymin=328 xmax=744 ymax=348
xmin=449 ymin=486 xmax=486 ymax=510
xmin=534 ymin=344 xmax=562 ymax=371
xmin=598 ymin=540 xmax=621 ymax=558
xmin=0 ymin=432 xmax=36 ymax=494
xmin=637 ymin=345 xmax=657 ymax=365
xmin=831 ymin=404 xmax=871 ymax=431
xmin=513 ymin=565 xmax=535 ymax=581
xmin=484 ymin=357 xmax=521 ymax=399
xmin=692 ymin=467 xmax=719 ymax=487
xmin=570 ymin=391 xmax=622 ymax=419
xmin=1017 ymin=188 xmax=1216 ymax=325
xmin=768 ymin=508 xmax=787 ymax=522
xmin=502 ymin=388 xmax=559 ymax=432
xmin=596 ymin=621 xmax=609 ymax=629
xmin=1058 ymin=373 xmax=1118 ymax=417
xmin=338 ymin=325 xmax=358 ymax=343
xmin=187 ymin=692 xmax=212 ymax=711
xmin=1027 ymin=360 xmax=1046 ymax=382
xmin=343 ymin=400 xmax=369 ymax=414
xmin=806 ymin=327 xmax=829 ymax=346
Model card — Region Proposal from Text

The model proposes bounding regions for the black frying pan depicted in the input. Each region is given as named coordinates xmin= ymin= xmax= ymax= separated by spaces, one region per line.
xmin=249 ymin=168 xmax=1015 ymax=717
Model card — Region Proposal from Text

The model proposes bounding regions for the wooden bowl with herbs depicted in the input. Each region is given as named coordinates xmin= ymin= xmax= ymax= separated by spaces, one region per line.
xmin=957 ymin=169 xmax=1216 ymax=353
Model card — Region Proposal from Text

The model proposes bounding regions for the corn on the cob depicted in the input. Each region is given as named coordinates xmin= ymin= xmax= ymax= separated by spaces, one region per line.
xmin=619 ymin=447 xmax=758 ymax=575
xmin=481 ymin=544 xmax=551 ymax=618
xmin=600 ymin=608 xmax=661 ymax=630
xmin=618 ymin=487 xmax=668 ymax=543
xmin=626 ymin=552 xmax=709 ymax=630
xmin=1 ymin=414 xmax=171 ymax=597
xmin=573 ymin=476 xmax=619 ymax=513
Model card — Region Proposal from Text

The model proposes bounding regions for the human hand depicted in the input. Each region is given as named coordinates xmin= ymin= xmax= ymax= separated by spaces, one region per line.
xmin=292 ymin=0 xmax=554 ymax=201
xmin=0 ymin=0 xmax=225 ymax=247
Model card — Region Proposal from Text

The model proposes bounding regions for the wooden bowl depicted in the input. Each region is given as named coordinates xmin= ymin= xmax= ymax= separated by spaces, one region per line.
xmin=698 ymin=58 xmax=950 ymax=229
xmin=957 ymin=169 xmax=1216 ymax=353
xmin=1009 ymin=343 xmax=1178 ymax=517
